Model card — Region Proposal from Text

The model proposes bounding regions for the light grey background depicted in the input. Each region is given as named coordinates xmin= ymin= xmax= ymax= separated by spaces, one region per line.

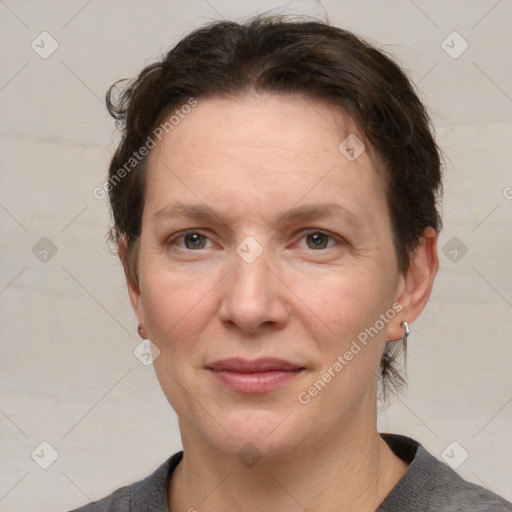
xmin=1 ymin=1 xmax=511 ymax=510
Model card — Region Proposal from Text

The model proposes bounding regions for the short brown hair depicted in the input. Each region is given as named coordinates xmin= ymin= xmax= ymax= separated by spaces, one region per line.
xmin=105 ymin=15 xmax=443 ymax=397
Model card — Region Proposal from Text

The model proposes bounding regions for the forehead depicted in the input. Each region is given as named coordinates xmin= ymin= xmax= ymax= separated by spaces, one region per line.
xmin=153 ymin=93 xmax=363 ymax=164
xmin=143 ymin=94 xmax=389 ymax=228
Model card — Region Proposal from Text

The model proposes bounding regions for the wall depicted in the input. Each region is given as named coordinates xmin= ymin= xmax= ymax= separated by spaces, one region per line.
xmin=0 ymin=1 xmax=510 ymax=509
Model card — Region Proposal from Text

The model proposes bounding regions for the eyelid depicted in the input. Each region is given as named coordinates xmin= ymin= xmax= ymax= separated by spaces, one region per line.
xmin=167 ymin=229 xmax=216 ymax=249
xmin=293 ymin=229 xmax=341 ymax=249
xmin=166 ymin=228 xmax=344 ymax=250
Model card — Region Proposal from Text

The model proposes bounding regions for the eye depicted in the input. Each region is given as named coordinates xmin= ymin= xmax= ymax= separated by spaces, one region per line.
xmin=171 ymin=231 xmax=212 ymax=250
xmin=297 ymin=231 xmax=337 ymax=250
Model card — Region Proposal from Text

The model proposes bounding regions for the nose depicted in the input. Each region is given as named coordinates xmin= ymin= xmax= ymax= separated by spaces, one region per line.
xmin=218 ymin=244 xmax=289 ymax=335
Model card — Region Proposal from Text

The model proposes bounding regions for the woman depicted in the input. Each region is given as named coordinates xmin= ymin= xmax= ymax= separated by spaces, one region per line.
xmin=72 ymin=15 xmax=512 ymax=512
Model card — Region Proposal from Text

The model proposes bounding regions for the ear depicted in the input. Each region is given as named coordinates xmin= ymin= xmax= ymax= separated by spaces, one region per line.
xmin=118 ymin=240 xmax=145 ymax=328
xmin=388 ymin=226 xmax=439 ymax=341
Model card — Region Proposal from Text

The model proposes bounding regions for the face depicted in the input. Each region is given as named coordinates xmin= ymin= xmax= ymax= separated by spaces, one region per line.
xmin=127 ymin=94 xmax=419 ymax=459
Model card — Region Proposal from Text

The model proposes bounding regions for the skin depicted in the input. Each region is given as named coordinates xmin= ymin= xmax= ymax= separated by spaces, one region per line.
xmin=120 ymin=93 xmax=439 ymax=512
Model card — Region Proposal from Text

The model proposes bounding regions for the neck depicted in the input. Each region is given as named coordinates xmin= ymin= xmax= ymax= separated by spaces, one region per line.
xmin=169 ymin=418 xmax=408 ymax=512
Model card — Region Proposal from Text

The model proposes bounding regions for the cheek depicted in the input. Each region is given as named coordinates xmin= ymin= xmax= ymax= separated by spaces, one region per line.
xmin=292 ymin=264 xmax=396 ymax=340
xmin=290 ymin=264 xmax=398 ymax=396
xmin=291 ymin=269 xmax=395 ymax=406
xmin=138 ymin=261 xmax=216 ymax=357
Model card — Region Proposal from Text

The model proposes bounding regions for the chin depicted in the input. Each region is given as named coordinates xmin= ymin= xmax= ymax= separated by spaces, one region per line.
xmin=200 ymin=407 xmax=311 ymax=461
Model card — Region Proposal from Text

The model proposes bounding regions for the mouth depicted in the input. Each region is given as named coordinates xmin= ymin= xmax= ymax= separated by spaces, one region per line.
xmin=206 ymin=358 xmax=306 ymax=393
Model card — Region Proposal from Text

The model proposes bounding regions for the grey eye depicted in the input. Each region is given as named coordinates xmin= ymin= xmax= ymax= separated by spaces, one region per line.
xmin=184 ymin=233 xmax=207 ymax=249
xmin=306 ymin=232 xmax=330 ymax=249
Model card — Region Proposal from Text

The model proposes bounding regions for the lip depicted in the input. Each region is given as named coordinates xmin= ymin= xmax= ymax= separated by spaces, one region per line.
xmin=207 ymin=357 xmax=303 ymax=372
xmin=206 ymin=358 xmax=306 ymax=393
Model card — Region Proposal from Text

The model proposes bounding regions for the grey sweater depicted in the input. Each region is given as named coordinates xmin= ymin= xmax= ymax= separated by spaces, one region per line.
xmin=69 ymin=434 xmax=512 ymax=511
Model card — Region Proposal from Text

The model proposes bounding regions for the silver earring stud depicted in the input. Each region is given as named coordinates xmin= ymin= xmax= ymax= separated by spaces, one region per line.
xmin=400 ymin=321 xmax=410 ymax=343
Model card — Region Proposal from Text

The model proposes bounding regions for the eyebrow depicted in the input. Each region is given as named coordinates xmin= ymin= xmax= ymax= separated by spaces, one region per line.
xmin=152 ymin=202 xmax=359 ymax=228
xmin=276 ymin=203 xmax=358 ymax=227
xmin=153 ymin=203 xmax=218 ymax=221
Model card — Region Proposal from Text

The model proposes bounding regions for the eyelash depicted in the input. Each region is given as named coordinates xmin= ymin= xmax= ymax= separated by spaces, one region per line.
xmin=167 ymin=229 xmax=341 ymax=252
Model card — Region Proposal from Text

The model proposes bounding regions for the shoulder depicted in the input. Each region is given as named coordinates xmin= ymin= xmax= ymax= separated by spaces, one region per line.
xmin=379 ymin=434 xmax=512 ymax=512
xmin=427 ymin=455 xmax=512 ymax=511
xmin=68 ymin=451 xmax=183 ymax=512
xmin=69 ymin=484 xmax=133 ymax=512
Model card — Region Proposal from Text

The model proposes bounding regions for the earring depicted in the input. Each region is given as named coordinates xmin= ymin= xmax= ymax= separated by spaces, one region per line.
xmin=388 ymin=321 xmax=410 ymax=343
xmin=400 ymin=321 xmax=410 ymax=343
xmin=137 ymin=323 xmax=147 ymax=339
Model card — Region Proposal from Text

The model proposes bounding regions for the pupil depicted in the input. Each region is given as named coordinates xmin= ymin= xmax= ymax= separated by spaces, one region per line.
xmin=186 ymin=233 xmax=204 ymax=249
xmin=309 ymin=233 xmax=327 ymax=249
